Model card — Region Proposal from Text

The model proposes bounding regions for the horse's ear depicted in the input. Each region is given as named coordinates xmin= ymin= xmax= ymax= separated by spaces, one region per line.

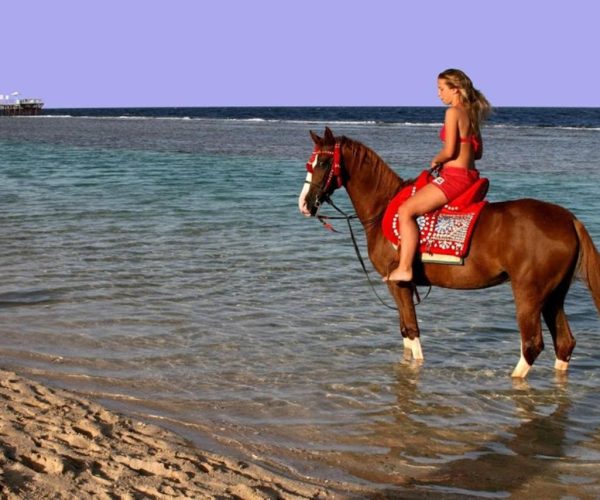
xmin=324 ymin=127 xmax=335 ymax=143
xmin=310 ymin=130 xmax=322 ymax=146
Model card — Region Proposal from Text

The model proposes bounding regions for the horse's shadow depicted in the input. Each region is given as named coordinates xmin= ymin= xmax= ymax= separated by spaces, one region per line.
xmin=369 ymin=365 xmax=598 ymax=498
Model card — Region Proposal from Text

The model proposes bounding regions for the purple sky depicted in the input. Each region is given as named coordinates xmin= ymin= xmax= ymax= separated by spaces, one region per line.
xmin=2 ymin=0 xmax=598 ymax=108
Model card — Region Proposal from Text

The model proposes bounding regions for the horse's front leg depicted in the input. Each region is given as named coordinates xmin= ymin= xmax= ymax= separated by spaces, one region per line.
xmin=388 ymin=283 xmax=423 ymax=361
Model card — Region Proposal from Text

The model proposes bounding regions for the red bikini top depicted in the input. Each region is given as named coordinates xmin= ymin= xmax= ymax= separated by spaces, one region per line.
xmin=440 ymin=125 xmax=480 ymax=153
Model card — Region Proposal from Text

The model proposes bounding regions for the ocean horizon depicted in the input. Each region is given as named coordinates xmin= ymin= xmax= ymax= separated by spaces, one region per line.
xmin=37 ymin=105 xmax=600 ymax=129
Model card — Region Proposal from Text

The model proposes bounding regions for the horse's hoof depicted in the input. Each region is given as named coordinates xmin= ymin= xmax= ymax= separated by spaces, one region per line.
xmin=554 ymin=359 xmax=569 ymax=371
xmin=403 ymin=337 xmax=424 ymax=360
xmin=511 ymin=355 xmax=532 ymax=378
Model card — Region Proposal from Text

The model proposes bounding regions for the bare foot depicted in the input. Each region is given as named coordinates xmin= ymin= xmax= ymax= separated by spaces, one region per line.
xmin=383 ymin=268 xmax=413 ymax=282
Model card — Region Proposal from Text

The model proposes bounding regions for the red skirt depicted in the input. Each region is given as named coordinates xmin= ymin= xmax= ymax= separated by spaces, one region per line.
xmin=431 ymin=167 xmax=480 ymax=202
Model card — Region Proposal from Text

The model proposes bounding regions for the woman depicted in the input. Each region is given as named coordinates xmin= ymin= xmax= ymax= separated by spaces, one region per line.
xmin=385 ymin=68 xmax=491 ymax=282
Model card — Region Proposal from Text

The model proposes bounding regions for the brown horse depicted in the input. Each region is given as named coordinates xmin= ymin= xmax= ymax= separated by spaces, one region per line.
xmin=298 ymin=128 xmax=600 ymax=378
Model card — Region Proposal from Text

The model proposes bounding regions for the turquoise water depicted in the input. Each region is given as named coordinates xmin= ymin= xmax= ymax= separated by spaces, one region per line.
xmin=0 ymin=113 xmax=599 ymax=496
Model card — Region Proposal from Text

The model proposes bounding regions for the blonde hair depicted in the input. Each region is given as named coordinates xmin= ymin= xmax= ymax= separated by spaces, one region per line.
xmin=438 ymin=68 xmax=491 ymax=135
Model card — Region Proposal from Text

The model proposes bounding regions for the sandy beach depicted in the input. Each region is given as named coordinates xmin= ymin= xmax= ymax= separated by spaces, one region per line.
xmin=0 ymin=368 xmax=363 ymax=499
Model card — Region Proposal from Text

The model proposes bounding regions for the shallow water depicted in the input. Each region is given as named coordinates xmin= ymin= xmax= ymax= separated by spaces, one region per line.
xmin=0 ymin=113 xmax=599 ymax=496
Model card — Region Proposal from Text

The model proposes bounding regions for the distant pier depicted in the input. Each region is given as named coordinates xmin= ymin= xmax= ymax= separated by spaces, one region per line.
xmin=0 ymin=95 xmax=44 ymax=116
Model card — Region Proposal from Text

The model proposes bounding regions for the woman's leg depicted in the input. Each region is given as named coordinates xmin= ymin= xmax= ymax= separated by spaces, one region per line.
xmin=385 ymin=183 xmax=448 ymax=282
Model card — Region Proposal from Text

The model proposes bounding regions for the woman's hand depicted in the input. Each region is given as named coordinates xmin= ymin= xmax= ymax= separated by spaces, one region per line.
xmin=430 ymin=161 xmax=443 ymax=174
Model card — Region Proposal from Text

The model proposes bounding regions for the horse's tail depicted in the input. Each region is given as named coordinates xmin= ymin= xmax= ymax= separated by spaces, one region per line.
xmin=574 ymin=218 xmax=600 ymax=314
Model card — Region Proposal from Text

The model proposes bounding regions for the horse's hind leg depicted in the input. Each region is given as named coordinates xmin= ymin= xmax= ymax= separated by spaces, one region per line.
xmin=542 ymin=284 xmax=576 ymax=372
xmin=511 ymin=287 xmax=545 ymax=378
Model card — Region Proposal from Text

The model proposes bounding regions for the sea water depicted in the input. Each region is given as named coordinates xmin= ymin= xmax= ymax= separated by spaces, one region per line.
xmin=1 ymin=108 xmax=599 ymax=496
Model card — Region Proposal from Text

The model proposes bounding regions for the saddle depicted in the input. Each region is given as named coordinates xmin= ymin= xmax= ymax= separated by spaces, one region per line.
xmin=382 ymin=170 xmax=489 ymax=264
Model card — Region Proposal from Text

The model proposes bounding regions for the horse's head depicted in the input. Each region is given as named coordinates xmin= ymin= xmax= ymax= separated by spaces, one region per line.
xmin=298 ymin=127 xmax=344 ymax=217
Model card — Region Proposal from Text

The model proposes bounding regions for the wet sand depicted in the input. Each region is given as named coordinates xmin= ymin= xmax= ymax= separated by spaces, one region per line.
xmin=0 ymin=368 xmax=371 ymax=499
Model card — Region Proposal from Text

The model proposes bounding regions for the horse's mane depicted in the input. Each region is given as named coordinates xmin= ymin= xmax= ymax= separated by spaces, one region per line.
xmin=339 ymin=136 xmax=412 ymax=194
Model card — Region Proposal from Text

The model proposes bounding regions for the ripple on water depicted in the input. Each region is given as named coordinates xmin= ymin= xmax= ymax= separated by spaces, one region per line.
xmin=0 ymin=117 xmax=599 ymax=494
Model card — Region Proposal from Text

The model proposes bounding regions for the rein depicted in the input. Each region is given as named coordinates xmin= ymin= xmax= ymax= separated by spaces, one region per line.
xmin=318 ymin=198 xmax=415 ymax=310
xmin=306 ymin=141 xmax=427 ymax=307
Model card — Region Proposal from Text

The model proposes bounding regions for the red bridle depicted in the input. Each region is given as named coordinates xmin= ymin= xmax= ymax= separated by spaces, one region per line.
xmin=305 ymin=142 xmax=343 ymax=191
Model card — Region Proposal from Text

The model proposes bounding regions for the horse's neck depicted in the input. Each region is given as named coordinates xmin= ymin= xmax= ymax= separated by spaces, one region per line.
xmin=342 ymin=140 xmax=403 ymax=225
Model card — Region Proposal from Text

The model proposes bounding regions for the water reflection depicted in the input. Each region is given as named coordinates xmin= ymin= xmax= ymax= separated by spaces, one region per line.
xmin=324 ymin=363 xmax=600 ymax=498
xmin=410 ymin=382 xmax=572 ymax=497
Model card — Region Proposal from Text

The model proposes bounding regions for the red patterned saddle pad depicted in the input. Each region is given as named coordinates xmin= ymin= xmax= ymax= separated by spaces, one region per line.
xmin=382 ymin=170 xmax=489 ymax=260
